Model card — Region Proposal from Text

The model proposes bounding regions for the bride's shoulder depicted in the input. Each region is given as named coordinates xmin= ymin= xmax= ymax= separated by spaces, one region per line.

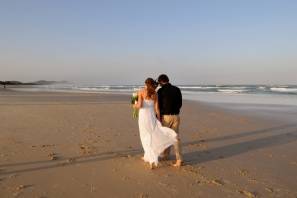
xmin=138 ymin=89 xmax=145 ymax=94
xmin=138 ymin=89 xmax=145 ymax=96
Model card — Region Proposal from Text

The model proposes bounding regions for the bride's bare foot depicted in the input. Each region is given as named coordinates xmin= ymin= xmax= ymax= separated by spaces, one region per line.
xmin=172 ymin=160 xmax=183 ymax=168
xmin=149 ymin=163 xmax=154 ymax=169
xmin=141 ymin=156 xmax=145 ymax=161
xmin=149 ymin=163 xmax=158 ymax=170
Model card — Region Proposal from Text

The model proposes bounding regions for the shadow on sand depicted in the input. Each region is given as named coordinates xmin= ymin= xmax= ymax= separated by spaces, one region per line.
xmin=184 ymin=128 xmax=297 ymax=165
xmin=0 ymin=124 xmax=296 ymax=175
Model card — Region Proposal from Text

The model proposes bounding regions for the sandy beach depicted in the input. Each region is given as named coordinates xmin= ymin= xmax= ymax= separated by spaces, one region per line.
xmin=0 ymin=89 xmax=296 ymax=198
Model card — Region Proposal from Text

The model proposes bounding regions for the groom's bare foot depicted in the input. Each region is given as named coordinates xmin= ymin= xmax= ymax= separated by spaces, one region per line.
xmin=172 ymin=160 xmax=183 ymax=168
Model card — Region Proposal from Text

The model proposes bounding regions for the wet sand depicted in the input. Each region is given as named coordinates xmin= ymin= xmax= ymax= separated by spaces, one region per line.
xmin=0 ymin=89 xmax=296 ymax=198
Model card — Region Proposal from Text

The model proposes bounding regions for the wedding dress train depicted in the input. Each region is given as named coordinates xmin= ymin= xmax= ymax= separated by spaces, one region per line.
xmin=138 ymin=99 xmax=177 ymax=165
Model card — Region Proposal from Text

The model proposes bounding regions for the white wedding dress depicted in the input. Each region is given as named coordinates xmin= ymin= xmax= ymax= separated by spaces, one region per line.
xmin=138 ymin=99 xmax=177 ymax=165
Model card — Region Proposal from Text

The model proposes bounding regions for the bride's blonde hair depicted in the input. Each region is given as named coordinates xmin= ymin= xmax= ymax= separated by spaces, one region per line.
xmin=145 ymin=78 xmax=157 ymax=99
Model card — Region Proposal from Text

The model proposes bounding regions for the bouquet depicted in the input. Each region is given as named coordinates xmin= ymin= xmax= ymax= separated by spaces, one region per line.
xmin=131 ymin=92 xmax=139 ymax=119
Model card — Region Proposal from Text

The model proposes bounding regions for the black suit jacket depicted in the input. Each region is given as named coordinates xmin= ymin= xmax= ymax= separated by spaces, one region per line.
xmin=157 ymin=83 xmax=182 ymax=115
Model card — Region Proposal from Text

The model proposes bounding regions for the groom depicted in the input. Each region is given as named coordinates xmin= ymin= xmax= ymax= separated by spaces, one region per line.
xmin=157 ymin=74 xmax=183 ymax=167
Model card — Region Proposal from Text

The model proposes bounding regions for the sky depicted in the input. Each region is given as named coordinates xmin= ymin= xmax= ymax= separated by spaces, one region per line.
xmin=0 ymin=0 xmax=296 ymax=85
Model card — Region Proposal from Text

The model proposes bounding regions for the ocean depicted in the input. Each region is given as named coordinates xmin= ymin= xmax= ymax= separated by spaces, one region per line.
xmin=15 ymin=84 xmax=297 ymax=95
xmin=9 ymin=83 xmax=297 ymax=122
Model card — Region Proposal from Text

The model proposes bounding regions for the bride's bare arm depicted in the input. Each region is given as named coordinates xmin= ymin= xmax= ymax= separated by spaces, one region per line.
xmin=154 ymin=94 xmax=161 ymax=121
xmin=134 ymin=90 xmax=143 ymax=109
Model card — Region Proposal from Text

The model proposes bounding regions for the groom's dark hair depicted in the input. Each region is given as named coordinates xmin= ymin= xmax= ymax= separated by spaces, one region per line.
xmin=157 ymin=74 xmax=169 ymax=83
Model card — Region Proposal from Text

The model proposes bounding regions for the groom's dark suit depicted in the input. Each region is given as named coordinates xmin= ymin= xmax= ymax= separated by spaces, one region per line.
xmin=158 ymin=83 xmax=183 ymax=161
xmin=158 ymin=83 xmax=182 ymax=115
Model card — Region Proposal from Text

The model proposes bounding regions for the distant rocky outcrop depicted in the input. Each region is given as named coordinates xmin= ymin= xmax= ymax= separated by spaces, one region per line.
xmin=0 ymin=80 xmax=67 ymax=88
xmin=29 ymin=80 xmax=68 ymax=85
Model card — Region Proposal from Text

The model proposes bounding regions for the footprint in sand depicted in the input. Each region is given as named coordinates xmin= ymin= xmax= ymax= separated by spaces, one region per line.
xmin=265 ymin=187 xmax=274 ymax=193
xmin=12 ymin=184 xmax=32 ymax=197
xmin=247 ymin=178 xmax=258 ymax=184
xmin=121 ymin=176 xmax=130 ymax=181
xmin=238 ymin=169 xmax=249 ymax=176
xmin=238 ymin=190 xmax=257 ymax=198
xmin=48 ymin=152 xmax=58 ymax=160
xmin=9 ymin=174 xmax=18 ymax=179
xmin=79 ymin=144 xmax=93 ymax=155
xmin=189 ymin=143 xmax=203 ymax=148
xmin=67 ymin=158 xmax=76 ymax=163
xmin=209 ymin=179 xmax=224 ymax=186
xmin=41 ymin=144 xmax=56 ymax=148
xmin=16 ymin=185 xmax=26 ymax=191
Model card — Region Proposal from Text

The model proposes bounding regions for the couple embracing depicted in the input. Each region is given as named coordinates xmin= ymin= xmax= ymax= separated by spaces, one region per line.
xmin=133 ymin=74 xmax=183 ymax=169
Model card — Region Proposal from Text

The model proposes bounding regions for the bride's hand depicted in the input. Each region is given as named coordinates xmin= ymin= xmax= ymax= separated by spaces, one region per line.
xmin=133 ymin=101 xmax=138 ymax=108
xmin=157 ymin=115 xmax=161 ymax=122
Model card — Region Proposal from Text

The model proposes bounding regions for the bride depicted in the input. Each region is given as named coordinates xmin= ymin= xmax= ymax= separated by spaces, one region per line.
xmin=134 ymin=78 xmax=177 ymax=169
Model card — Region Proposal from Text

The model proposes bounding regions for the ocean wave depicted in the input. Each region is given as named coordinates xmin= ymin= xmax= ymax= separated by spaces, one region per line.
xmin=78 ymin=87 xmax=110 ymax=91
xmin=74 ymin=86 xmax=143 ymax=92
xmin=270 ymin=87 xmax=297 ymax=93
xmin=257 ymin=86 xmax=267 ymax=90
xmin=217 ymin=85 xmax=251 ymax=88
xmin=179 ymin=86 xmax=218 ymax=89
xmin=179 ymin=86 xmax=203 ymax=89
xmin=218 ymin=89 xmax=246 ymax=94
xmin=27 ymin=84 xmax=297 ymax=96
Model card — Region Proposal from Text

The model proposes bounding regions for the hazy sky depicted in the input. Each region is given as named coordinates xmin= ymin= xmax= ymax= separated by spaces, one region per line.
xmin=1 ymin=0 xmax=296 ymax=84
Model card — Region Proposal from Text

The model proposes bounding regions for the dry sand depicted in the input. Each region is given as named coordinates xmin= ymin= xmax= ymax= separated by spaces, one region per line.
xmin=0 ymin=89 xmax=296 ymax=198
